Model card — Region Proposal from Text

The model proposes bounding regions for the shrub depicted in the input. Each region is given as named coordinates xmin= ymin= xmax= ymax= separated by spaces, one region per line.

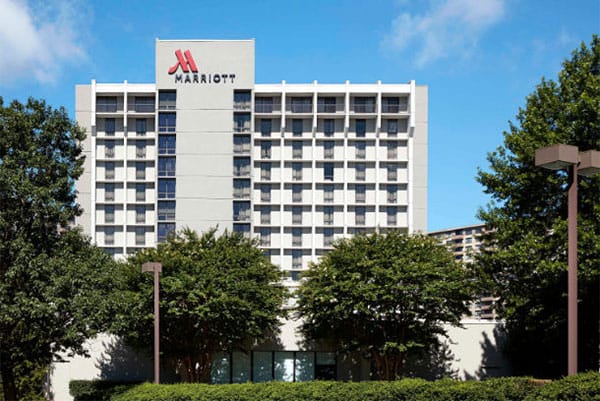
xmin=523 ymin=371 xmax=600 ymax=401
xmin=69 ymin=380 xmax=140 ymax=401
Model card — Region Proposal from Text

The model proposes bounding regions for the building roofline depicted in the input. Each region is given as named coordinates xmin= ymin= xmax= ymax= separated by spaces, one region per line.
xmin=428 ymin=223 xmax=487 ymax=236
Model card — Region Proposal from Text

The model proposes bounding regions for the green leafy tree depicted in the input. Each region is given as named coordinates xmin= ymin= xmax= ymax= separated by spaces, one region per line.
xmin=296 ymin=232 xmax=474 ymax=380
xmin=113 ymin=228 xmax=286 ymax=383
xmin=476 ymin=36 xmax=600 ymax=377
xmin=0 ymin=97 xmax=120 ymax=401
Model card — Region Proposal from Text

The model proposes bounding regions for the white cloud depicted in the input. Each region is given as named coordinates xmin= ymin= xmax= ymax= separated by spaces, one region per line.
xmin=0 ymin=0 xmax=89 ymax=85
xmin=383 ymin=0 xmax=506 ymax=67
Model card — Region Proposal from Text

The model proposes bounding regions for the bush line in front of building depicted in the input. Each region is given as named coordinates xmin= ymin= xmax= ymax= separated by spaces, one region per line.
xmin=70 ymin=372 xmax=600 ymax=401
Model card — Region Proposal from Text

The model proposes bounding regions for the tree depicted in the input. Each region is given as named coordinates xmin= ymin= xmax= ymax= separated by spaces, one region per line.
xmin=112 ymin=228 xmax=286 ymax=383
xmin=476 ymin=36 xmax=600 ymax=377
xmin=296 ymin=232 xmax=474 ymax=380
xmin=0 ymin=98 xmax=120 ymax=401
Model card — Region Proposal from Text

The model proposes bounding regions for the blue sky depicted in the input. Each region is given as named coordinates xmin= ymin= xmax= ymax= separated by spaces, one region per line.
xmin=0 ymin=0 xmax=598 ymax=231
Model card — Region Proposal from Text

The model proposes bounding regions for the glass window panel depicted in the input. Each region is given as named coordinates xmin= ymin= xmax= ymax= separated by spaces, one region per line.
xmin=158 ymin=179 xmax=175 ymax=199
xmin=292 ymin=119 xmax=303 ymax=135
xmin=252 ymin=352 xmax=273 ymax=383
xmin=232 ymin=352 xmax=251 ymax=383
xmin=355 ymin=119 xmax=366 ymax=136
xmin=158 ymin=157 xmax=176 ymax=176
xmin=324 ymin=119 xmax=334 ymax=136
xmin=158 ymin=201 xmax=176 ymax=221
xmin=158 ymin=113 xmax=176 ymax=132
xmin=159 ymin=136 xmax=176 ymax=155
xmin=295 ymin=352 xmax=315 ymax=382
xmin=210 ymin=352 xmax=231 ymax=384
xmin=157 ymin=222 xmax=175 ymax=242
xmin=274 ymin=352 xmax=294 ymax=382
xmin=234 ymin=113 xmax=251 ymax=132
xmin=136 ymin=119 xmax=147 ymax=135
xmin=260 ymin=119 xmax=272 ymax=136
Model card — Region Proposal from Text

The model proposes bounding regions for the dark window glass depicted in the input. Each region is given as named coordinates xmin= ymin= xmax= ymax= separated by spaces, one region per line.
xmin=159 ymin=135 xmax=176 ymax=154
xmin=158 ymin=222 xmax=176 ymax=242
xmin=234 ymin=113 xmax=251 ymax=132
xmin=158 ymin=113 xmax=176 ymax=132
xmin=324 ymin=163 xmax=334 ymax=181
xmin=324 ymin=119 xmax=334 ymax=136
xmin=356 ymin=119 xmax=366 ymax=137
xmin=260 ymin=119 xmax=272 ymax=136
xmin=292 ymin=119 xmax=303 ymax=135
xmin=105 ymin=118 xmax=116 ymax=134
xmin=134 ymin=97 xmax=154 ymax=112
xmin=158 ymin=178 xmax=176 ymax=199
xmin=136 ymin=119 xmax=147 ymax=135
xmin=255 ymin=97 xmax=274 ymax=113
xmin=387 ymin=119 xmax=398 ymax=135
xmin=158 ymin=157 xmax=176 ymax=176
xmin=158 ymin=201 xmax=176 ymax=221
xmin=97 ymin=97 xmax=117 ymax=112
xmin=234 ymin=91 xmax=251 ymax=104
xmin=158 ymin=91 xmax=176 ymax=110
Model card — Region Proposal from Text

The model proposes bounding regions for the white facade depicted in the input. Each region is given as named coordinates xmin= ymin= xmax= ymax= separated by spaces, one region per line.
xmin=75 ymin=39 xmax=428 ymax=285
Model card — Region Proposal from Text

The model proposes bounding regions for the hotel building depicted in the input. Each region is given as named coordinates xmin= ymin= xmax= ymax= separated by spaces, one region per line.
xmin=74 ymin=39 xmax=428 ymax=285
xmin=429 ymin=223 xmax=498 ymax=320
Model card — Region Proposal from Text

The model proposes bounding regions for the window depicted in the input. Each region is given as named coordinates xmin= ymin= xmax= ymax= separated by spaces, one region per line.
xmin=292 ymin=141 xmax=303 ymax=159
xmin=234 ymin=113 xmax=251 ymax=132
xmin=260 ymin=206 xmax=271 ymax=224
xmin=233 ymin=91 xmax=251 ymax=109
xmin=355 ymin=163 xmax=366 ymax=181
xmin=158 ymin=136 xmax=176 ymax=155
xmin=105 ymin=183 xmax=115 ymax=201
xmin=136 ymin=162 xmax=145 ymax=180
xmin=233 ymin=179 xmax=250 ymax=198
xmin=292 ymin=228 xmax=302 ymax=246
xmin=233 ymin=224 xmax=251 ymax=237
xmin=105 ymin=227 xmax=115 ymax=245
xmin=292 ymin=206 xmax=302 ymax=225
xmin=97 ymin=97 xmax=117 ymax=113
xmin=158 ymin=113 xmax=176 ymax=132
xmin=387 ymin=165 xmax=397 ymax=181
xmin=292 ymin=119 xmax=303 ymax=136
xmin=158 ymin=179 xmax=175 ymax=199
xmin=323 ymin=228 xmax=334 ymax=247
xmin=261 ymin=141 xmax=271 ymax=159
xmin=158 ymin=157 xmax=176 ymax=176
xmin=382 ymin=97 xmax=400 ymax=113
xmin=399 ymin=96 xmax=408 ymax=112
xmin=318 ymin=97 xmax=336 ymax=113
xmin=292 ymin=184 xmax=302 ymax=202
xmin=135 ymin=183 xmax=146 ymax=201
xmin=134 ymin=97 xmax=154 ymax=113
xmin=260 ymin=184 xmax=271 ymax=202
xmin=255 ymin=97 xmax=274 ymax=113
xmin=105 ymin=162 xmax=115 ymax=180
xmin=136 ymin=205 xmax=145 ymax=223
xmin=158 ymin=91 xmax=176 ymax=110
xmin=290 ymin=97 xmax=312 ymax=113
xmin=135 ymin=227 xmax=145 ymax=245
xmin=135 ymin=118 xmax=147 ymax=135
xmin=158 ymin=201 xmax=175 ymax=221
xmin=387 ymin=141 xmax=397 ymax=159
xmin=136 ymin=141 xmax=146 ymax=158
xmin=355 ymin=119 xmax=366 ymax=137
xmin=105 ymin=118 xmax=116 ymax=135
xmin=233 ymin=158 xmax=250 ymax=177
xmin=324 ymin=162 xmax=334 ymax=181
xmin=292 ymin=250 xmax=302 ymax=269
xmin=233 ymin=202 xmax=250 ymax=221
xmin=353 ymin=97 xmax=375 ymax=113
xmin=324 ymin=141 xmax=334 ymax=159
xmin=260 ymin=119 xmax=272 ymax=136
xmin=355 ymin=141 xmax=365 ymax=159
xmin=292 ymin=162 xmax=303 ymax=181
xmin=387 ymin=207 xmax=397 ymax=226
xmin=158 ymin=222 xmax=175 ymax=242
xmin=105 ymin=140 xmax=115 ymax=158
xmin=260 ymin=228 xmax=270 ymax=246
xmin=387 ymin=119 xmax=398 ymax=135
xmin=323 ymin=206 xmax=333 ymax=225
xmin=387 ymin=185 xmax=397 ymax=203
xmin=355 ymin=184 xmax=366 ymax=203
xmin=233 ymin=136 xmax=250 ymax=154
xmin=355 ymin=207 xmax=365 ymax=226
xmin=323 ymin=119 xmax=334 ymax=136
xmin=261 ymin=162 xmax=271 ymax=181
xmin=398 ymin=119 xmax=408 ymax=133
xmin=324 ymin=184 xmax=334 ymax=203
xmin=105 ymin=205 xmax=115 ymax=223
xmin=253 ymin=352 xmax=273 ymax=382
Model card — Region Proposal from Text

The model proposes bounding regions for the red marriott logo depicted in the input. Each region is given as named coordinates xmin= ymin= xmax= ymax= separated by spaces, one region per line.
xmin=167 ymin=49 xmax=236 ymax=84
xmin=168 ymin=50 xmax=198 ymax=74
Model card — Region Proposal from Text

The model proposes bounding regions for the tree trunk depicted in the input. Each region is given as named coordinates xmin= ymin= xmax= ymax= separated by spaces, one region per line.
xmin=0 ymin=353 xmax=18 ymax=401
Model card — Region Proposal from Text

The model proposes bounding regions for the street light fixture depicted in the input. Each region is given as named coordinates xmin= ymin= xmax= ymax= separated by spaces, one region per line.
xmin=142 ymin=261 xmax=162 ymax=384
xmin=535 ymin=144 xmax=600 ymax=376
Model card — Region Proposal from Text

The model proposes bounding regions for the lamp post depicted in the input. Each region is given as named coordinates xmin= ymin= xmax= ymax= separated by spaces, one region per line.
xmin=142 ymin=262 xmax=162 ymax=384
xmin=535 ymin=144 xmax=600 ymax=376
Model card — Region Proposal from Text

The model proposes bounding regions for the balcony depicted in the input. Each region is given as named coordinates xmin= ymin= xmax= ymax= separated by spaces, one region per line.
xmin=351 ymin=103 xmax=376 ymax=113
xmin=255 ymin=101 xmax=281 ymax=113
xmin=289 ymin=103 xmax=313 ymax=113
xmin=234 ymin=123 xmax=251 ymax=133
xmin=317 ymin=101 xmax=344 ymax=113
xmin=234 ymin=212 xmax=251 ymax=222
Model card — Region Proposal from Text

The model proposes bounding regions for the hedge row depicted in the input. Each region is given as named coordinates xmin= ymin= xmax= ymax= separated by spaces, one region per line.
xmin=70 ymin=372 xmax=600 ymax=401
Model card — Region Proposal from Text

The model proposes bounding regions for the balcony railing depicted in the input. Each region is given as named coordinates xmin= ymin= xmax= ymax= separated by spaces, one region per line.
xmin=317 ymin=102 xmax=344 ymax=113
xmin=234 ymin=124 xmax=251 ymax=133
xmin=289 ymin=104 xmax=313 ymax=113
xmin=233 ymin=189 xmax=251 ymax=199
xmin=255 ymin=102 xmax=281 ymax=113
xmin=97 ymin=104 xmax=118 ymax=113
xmin=234 ymin=101 xmax=251 ymax=110
xmin=133 ymin=103 xmax=155 ymax=113
xmin=234 ymin=212 xmax=251 ymax=222
xmin=351 ymin=104 xmax=376 ymax=113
